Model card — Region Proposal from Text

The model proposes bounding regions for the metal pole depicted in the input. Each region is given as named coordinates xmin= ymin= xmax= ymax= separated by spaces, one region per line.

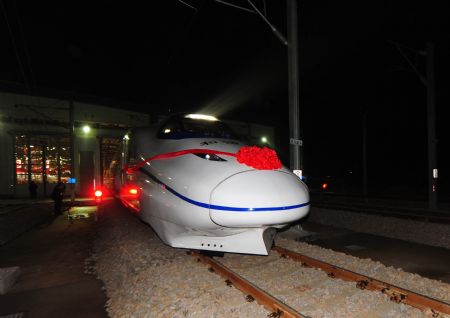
xmin=42 ymin=143 xmax=47 ymax=196
xmin=57 ymin=138 xmax=61 ymax=182
xmin=69 ymin=99 xmax=76 ymax=199
xmin=12 ymin=134 xmax=17 ymax=197
xmin=287 ymin=0 xmax=301 ymax=171
xmin=426 ymin=42 xmax=437 ymax=209
xmin=99 ymin=137 xmax=104 ymax=187
xmin=362 ymin=111 xmax=368 ymax=200
xmin=69 ymin=100 xmax=75 ymax=179
xmin=27 ymin=136 xmax=31 ymax=184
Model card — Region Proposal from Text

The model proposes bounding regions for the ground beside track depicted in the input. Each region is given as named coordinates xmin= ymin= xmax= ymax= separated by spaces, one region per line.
xmin=306 ymin=205 xmax=450 ymax=249
xmin=0 ymin=205 xmax=108 ymax=318
xmin=1 ymin=199 xmax=449 ymax=317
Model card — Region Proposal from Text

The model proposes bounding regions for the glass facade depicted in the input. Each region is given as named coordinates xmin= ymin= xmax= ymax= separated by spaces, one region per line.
xmin=30 ymin=142 xmax=43 ymax=183
xmin=45 ymin=139 xmax=58 ymax=184
xmin=59 ymin=138 xmax=72 ymax=183
xmin=15 ymin=135 xmax=72 ymax=185
xmin=15 ymin=135 xmax=28 ymax=185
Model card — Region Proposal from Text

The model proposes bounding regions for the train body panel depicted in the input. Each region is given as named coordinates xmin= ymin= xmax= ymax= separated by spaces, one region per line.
xmin=210 ymin=170 xmax=309 ymax=227
xmin=115 ymin=114 xmax=310 ymax=255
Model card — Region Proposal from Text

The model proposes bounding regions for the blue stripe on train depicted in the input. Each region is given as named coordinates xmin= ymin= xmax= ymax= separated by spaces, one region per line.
xmin=138 ymin=167 xmax=310 ymax=212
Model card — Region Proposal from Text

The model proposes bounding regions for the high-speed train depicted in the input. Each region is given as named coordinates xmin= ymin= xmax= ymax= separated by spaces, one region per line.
xmin=114 ymin=113 xmax=310 ymax=255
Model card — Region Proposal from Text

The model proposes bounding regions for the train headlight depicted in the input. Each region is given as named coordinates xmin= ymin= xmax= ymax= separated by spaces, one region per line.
xmin=185 ymin=114 xmax=218 ymax=121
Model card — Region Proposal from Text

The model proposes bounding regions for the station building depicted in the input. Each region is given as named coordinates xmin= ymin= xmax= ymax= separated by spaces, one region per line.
xmin=0 ymin=91 xmax=150 ymax=198
xmin=0 ymin=90 xmax=275 ymax=198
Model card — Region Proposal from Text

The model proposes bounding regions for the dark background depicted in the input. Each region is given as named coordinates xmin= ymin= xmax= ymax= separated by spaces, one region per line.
xmin=1 ymin=1 xmax=449 ymax=199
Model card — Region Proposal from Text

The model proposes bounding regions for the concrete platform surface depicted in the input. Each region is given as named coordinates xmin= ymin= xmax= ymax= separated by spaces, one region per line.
xmin=0 ymin=209 xmax=107 ymax=317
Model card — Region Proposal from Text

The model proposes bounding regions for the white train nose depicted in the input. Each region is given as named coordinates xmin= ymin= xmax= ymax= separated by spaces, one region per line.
xmin=209 ymin=170 xmax=310 ymax=228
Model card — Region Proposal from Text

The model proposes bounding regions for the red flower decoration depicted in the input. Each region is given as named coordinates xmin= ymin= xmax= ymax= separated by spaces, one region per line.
xmin=124 ymin=147 xmax=282 ymax=173
xmin=236 ymin=146 xmax=282 ymax=170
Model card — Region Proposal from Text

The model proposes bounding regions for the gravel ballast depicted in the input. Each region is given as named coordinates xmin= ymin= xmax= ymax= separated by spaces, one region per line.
xmin=92 ymin=205 xmax=267 ymax=317
xmin=92 ymin=203 xmax=450 ymax=317
xmin=275 ymin=237 xmax=450 ymax=302
xmin=308 ymin=207 xmax=450 ymax=249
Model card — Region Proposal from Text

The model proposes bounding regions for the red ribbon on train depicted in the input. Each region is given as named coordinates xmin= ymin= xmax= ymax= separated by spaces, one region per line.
xmin=124 ymin=146 xmax=282 ymax=173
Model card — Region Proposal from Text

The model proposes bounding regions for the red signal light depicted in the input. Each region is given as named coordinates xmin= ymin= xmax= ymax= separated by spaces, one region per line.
xmin=94 ymin=190 xmax=103 ymax=197
xmin=321 ymin=183 xmax=328 ymax=190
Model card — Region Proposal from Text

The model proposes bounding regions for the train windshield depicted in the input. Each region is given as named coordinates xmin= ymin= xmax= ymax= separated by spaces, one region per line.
xmin=157 ymin=115 xmax=239 ymax=140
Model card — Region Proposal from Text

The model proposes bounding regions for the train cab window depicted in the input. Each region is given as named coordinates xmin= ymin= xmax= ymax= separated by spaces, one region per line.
xmin=157 ymin=114 xmax=238 ymax=140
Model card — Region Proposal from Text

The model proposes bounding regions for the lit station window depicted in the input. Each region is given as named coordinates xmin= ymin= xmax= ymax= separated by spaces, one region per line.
xmin=14 ymin=135 xmax=72 ymax=185
xmin=15 ymin=136 xmax=28 ymax=185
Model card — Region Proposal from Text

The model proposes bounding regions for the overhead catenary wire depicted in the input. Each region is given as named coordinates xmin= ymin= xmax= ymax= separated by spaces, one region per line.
xmin=13 ymin=0 xmax=43 ymax=108
xmin=212 ymin=0 xmax=287 ymax=45
xmin=387 ymin=40 xmax=426 ymax=85
xmin=13 ymin=1 xmax=37 ymax=88
xmin=0 ymin=0 xmax=30 ymax=89
xmin=214 ymin=0 xmax=255 ymax=14
xmin=168 ymin=1 xmax=205 ymax=65
xmin=177 ymin=0 xmax=197 ymax=11
xmin=246 ymin=0 xmax=287 ymax=45
xmin=160 ymin=0 xmax=205 ymax=114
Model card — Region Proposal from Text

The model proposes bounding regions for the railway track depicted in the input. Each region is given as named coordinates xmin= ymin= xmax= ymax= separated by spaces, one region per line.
xmin=311 ymin=200 xmax=450 ymax=224
xmin=193 ymin=247 xmax=450 ymax=318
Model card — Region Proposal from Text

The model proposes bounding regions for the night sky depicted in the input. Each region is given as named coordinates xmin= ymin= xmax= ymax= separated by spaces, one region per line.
xmin=1 ymin=1 xmax=449 ymax=197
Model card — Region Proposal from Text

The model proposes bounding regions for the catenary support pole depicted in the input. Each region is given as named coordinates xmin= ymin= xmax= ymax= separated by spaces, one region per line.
xmin=426 ymin=42 xmax=437 ymax=209
xmin=362 ymin=110 xmax=368 ymax=200
xmin=42 ymin=144 xmax=47 ymax=196
xmin=287 ymin=0 xmax=301 ymax=171
xmin=69 ymin=99 xmax=75 ymax=179
xmin=389 ymin=40 xmax=438 ymax=209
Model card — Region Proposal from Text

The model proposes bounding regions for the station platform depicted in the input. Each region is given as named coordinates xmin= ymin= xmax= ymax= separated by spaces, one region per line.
xmin=0 ymin=204 xmax=107 ymax=317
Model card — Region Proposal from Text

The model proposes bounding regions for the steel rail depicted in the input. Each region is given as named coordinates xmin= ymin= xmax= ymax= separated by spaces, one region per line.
xmin=311 ymin=201 xmax=450 ymax=224
xmin=273 ymin=246 xmax=450 ymax=317
xmin=192 ymin=251 xmax=305 ymax=318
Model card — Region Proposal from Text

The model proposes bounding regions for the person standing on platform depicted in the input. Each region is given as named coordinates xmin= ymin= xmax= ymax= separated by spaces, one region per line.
xmin=51 ymin=181 xmax=66 ymax=216
xmin=29 ymin=180 xmax=38 ymax=199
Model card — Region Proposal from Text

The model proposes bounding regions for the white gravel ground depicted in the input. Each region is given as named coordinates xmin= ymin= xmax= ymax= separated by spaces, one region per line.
xmin=91 ymin=203 xmax=450 ymax=318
